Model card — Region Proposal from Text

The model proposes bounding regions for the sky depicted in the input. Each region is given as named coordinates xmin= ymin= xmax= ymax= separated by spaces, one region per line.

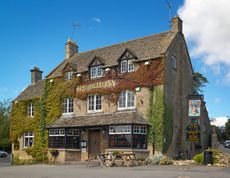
xmin=0 ymin=0 xmax=229 ymax=126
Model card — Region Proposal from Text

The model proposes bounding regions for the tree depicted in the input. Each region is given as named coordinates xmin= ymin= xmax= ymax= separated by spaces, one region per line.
xmin=193 ymin=72 xmax=208 ymax=94
xmin=0 ymin=100 xmax=11 ymax=151
xmin=225 ymin=118 xmax=230 ymax=139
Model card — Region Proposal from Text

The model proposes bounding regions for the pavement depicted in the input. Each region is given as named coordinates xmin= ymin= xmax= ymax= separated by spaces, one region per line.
xmin=0 ymin=164 xmax=230 ymax=178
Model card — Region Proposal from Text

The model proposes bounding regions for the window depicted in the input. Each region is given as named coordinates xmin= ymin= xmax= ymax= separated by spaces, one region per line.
xmin=108 ymin=125 xmax=147 ymax=149
xmin=109 ymin=125 xmax=132 ymax=148
xmin=133 ymin=126 xmax=147 ymax=134
xmin=120 ymin=59 xmax=134 ymax=73
xmin=88 ymin=94 xmax=102 ymax=112
xmin=118 ymin=90 xmax=135 ymax=109
xmin=90 ymin=65 xmax=103 ymax=79
xmin=109 ymin=125 xmax=132 ymax=134
xmin=27 ymin=103 xmax=34 ymax=117
xmin=64 ymin=71 xmax=74 ymax=81
xmin=24 ymin=132 xmax=34 ymax=148
xmin=62 ymin=98 xmax=74 ymax=114
xmin=171 ymin=56 xmax=177 ymax=70
xmin=48 ymin=128 xmax=80 ymax=149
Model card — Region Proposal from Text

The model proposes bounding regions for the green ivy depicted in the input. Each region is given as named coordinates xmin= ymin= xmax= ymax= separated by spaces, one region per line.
xmin=147 ymin=86 xmax=173 ymax=153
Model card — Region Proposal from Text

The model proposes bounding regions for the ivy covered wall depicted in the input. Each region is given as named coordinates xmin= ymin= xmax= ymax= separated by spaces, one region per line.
xmin=147 ymin=86 xmax=173 ymax=153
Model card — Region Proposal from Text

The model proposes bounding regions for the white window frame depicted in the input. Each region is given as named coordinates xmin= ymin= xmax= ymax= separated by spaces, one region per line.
xmin=49 ymin=129 xmax=65 ymax=136
xmin=128 ymin=60 xmax=134 ymax=72
xmin=109 ymin=125 xmax=132 ymax=135
xmin=120 ymin=60 xmax=128 ymax=73
xmin=62 ymin=98 xmax=74 ymax=115
xmin=87 ymin=94 xmax=102 ymax=113
xmin=120 ymin=59 xmax=134 ymax=73
xmin=23 ymin=132 xmax=34 ymax=148
xmin=27 ymin=103 xmax=34 ymax=117
xmin=171 ymin=56 xmax=177 ymax=70
xmin=118 ymin=90 xmax=135 ymax=110
xmin=90 ymin=66 xmax=103 ymax=79
xmin=64 ymin=71 xmax=74 ymax=81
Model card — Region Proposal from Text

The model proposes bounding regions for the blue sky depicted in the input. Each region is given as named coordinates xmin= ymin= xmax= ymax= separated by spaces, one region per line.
xmin=0 ymin=0 xmax=229 ymax=123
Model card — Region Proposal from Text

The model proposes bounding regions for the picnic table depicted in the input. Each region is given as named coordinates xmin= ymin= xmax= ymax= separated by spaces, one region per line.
xmin=111 ymin=153 xmax=138 ymax=167
xmin=87 ymin=153 xmax=138 ymax=167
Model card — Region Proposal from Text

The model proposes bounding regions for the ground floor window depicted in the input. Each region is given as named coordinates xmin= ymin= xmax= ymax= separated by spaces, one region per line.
xmin=24 ymin=132 xmax=34 ymax=148
xmin=48 ymin=128 xmax=80 ymax=149
xmin=108 ymin=125 xmax=147 ymax=149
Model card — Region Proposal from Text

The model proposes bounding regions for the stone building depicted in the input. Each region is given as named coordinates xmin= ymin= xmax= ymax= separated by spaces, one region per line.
xmin=11 ymin=17 xmax=211 ymax=163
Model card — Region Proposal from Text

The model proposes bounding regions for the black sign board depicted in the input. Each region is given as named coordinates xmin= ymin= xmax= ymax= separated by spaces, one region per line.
xmin=186 ymin=124 xmax=200 ymax=142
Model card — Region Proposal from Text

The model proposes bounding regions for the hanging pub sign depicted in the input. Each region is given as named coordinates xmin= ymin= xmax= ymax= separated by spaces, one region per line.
xmin=76 ymin=80 xmax=117 ymax=92
xmin=188 ymin=99 xmax=201 ymax=117
xmin=186 ymin=124 xmax=201 ymax=142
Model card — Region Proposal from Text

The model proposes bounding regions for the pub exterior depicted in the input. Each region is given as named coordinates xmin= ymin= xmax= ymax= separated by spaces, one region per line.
xmin=10 ymin=17 xmax=211 ymax=163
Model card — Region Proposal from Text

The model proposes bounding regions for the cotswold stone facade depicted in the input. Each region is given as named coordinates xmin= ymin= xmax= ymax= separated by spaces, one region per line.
xmin=11 ymin=17 xmax=210 ymax=163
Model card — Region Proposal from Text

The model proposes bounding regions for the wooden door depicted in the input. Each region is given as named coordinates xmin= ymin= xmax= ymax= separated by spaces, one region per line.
xmin=89 ymin=130 xmax=101 ymax=156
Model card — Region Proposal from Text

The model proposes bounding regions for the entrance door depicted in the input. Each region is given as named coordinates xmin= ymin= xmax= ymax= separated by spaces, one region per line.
xmin=89 ymin=130 xmax=101 ymax=156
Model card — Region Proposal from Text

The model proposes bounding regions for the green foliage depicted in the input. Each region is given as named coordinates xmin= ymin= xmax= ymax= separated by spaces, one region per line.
xmin=0 ymin=100 xmax=11 ymax=149
xmin=193 ymin=72 xmax=208 ymax=94
xmin=147 ymin=86 xmax=173 ymax=153
xmin=192 ymin=148 xmax=222 ymax=164
xmin=13 ymin=155 xmax=36 ymax=165
xmin=25 ymin=144 xmax=48 ymax=162
xmin=225 ymin=118 xmax=230 ymax=139
xmin=10 ymin=77 xmax=80 ymax=163
xmin=192 ymin=152 xmax=203 ymax=164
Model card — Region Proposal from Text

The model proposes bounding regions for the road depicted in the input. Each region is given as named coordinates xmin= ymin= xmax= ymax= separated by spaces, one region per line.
xmin=219 ymin=144 xmax=230 ymax=156
xmin=0 ymin=155 xmax=11 ymax=167
xmin=0 ymin=164 xmax=229 ymax=178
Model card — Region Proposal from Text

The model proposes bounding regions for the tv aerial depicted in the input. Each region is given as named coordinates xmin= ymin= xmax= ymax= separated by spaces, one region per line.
xmin=71 ymin=22 xmax=81 ymax=39
xmin=165 ymin=0 xmax=172 ymax=27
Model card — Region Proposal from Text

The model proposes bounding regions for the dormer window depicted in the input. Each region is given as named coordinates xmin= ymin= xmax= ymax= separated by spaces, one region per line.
xmin=64 ymin=71 xmax=74 ymax=81
xmin=120 ymin=59 xmax=134 ymax=73
xmin=118 ymin=49 xmax=137 ymax=74
xmin=27 ymin=103 xmax=34 ymax=117
xmin=90 ymin=65 xmax=103 ymax=79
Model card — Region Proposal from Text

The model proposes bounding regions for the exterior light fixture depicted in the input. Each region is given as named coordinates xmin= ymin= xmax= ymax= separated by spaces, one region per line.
xmin=144 ymin=61 xmax=150 ymax=65
xmin=77 ymin=73 xmax=82 ymax=77
xmin=105 ymin=68 xmax=110 ymax=72
xmin=135 ymin=87 xmax=141 ymax=92
xmin=49 ymin=79 xmax=54 ymax=83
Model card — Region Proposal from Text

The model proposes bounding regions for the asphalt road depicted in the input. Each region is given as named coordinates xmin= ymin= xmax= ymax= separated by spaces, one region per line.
xmin=0 ymin=164 xmax=229 ymax=178
xmin=0 ymin=155 xmax=11 ymax=167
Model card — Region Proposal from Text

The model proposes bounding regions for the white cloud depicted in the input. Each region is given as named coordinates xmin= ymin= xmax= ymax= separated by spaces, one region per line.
xmin=178 ymin=0 xmax=230 ymax=84
xmin=92 ymin=17 xmax=101 ymax=23
xmin=211 ymin=116 xmax=229 ymax=127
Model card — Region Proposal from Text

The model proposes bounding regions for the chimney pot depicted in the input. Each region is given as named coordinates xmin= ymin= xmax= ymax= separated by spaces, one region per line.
xmin=30 ymin=66 xmax=43 ymax=84
xmin=171 ymin=16 xmax=183 ymax=33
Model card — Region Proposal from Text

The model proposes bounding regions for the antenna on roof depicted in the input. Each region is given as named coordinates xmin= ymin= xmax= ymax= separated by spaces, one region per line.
xmin=165 ymin=0 xmax=172 ymax=27
xmin=71 ymin=22 xmax=81 ymax=40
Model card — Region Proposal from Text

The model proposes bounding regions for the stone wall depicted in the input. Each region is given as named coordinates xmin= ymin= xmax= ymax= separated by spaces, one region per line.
xmin=164 ymin=32 xmax=193 ymax=157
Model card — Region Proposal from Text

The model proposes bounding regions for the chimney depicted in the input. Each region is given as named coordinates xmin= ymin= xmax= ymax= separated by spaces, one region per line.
xmin=171 ymin=16 xmax=183 ymax=33
xmin=30 ymin=67 xmax=43 ymax=85
xmin=65 ymin=38 xmax=78 ymax=59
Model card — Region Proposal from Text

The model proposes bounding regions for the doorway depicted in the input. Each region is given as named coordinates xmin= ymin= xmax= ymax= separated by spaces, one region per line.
xmin=89 ymin=129 xmax=101 ymax=156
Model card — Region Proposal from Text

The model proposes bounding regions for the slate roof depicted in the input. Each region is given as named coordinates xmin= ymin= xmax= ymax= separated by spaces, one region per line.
xmin=13 ymin=79 xmax=46 ymax=102
xmin=47 ymin=110 xmax=148 ymax=128
xmin=46 ymin=31 xmax=176 ymax=78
